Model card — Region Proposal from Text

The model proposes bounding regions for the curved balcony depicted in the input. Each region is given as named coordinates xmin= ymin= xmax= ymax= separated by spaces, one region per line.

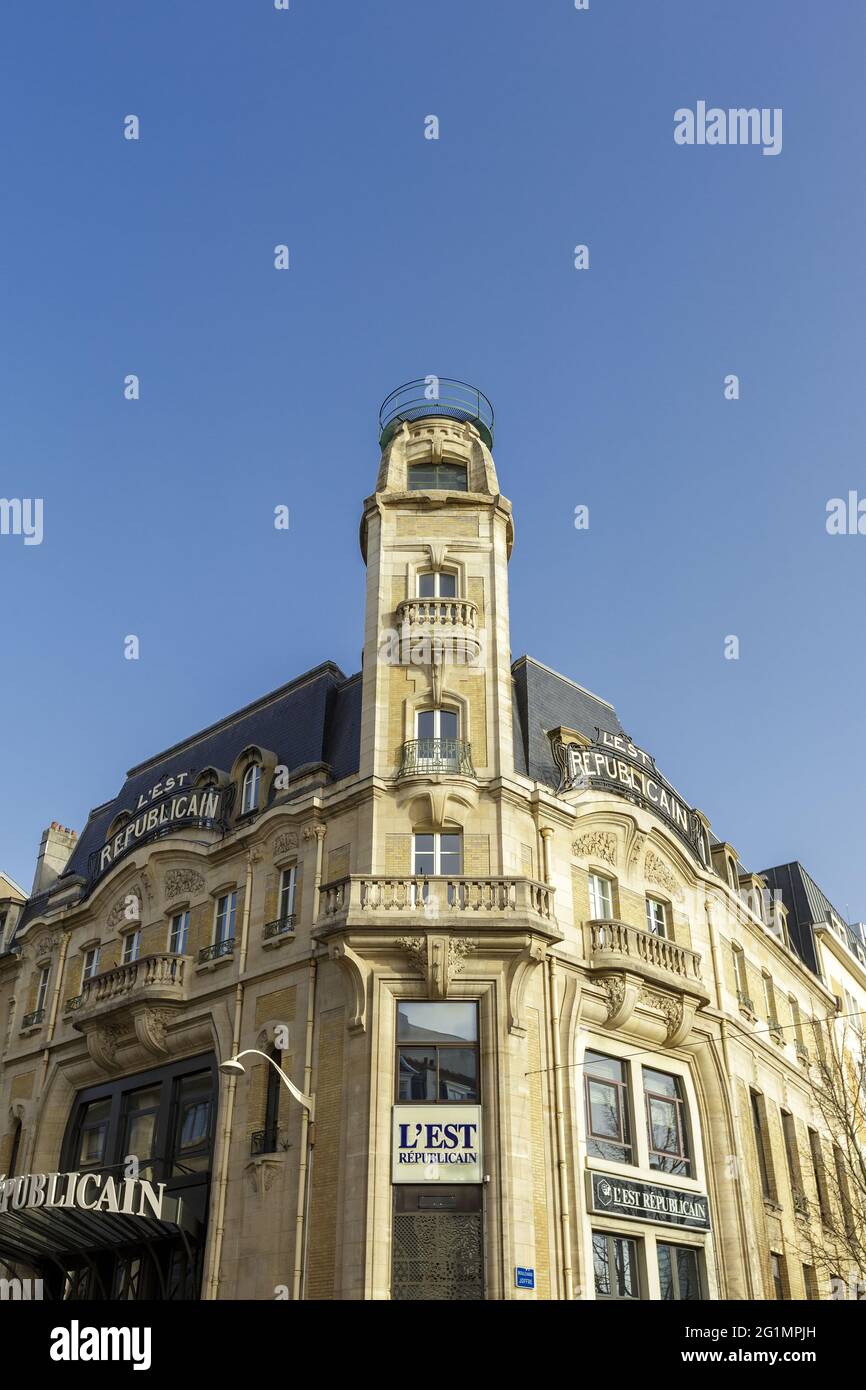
xmin=64 ymin=953 xmax=188 ymax=1021
xmin=584 ymin=919 xmax=708 ymax=999
xmin=394 ymin=598 xmax=481 ymax=665
xmin=398 ymin=737 xmax=474 ymax=779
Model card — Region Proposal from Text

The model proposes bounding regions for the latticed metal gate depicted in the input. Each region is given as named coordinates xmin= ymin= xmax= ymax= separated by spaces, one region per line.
xmin=392 ymin=1190 xmax=483 ymax=1300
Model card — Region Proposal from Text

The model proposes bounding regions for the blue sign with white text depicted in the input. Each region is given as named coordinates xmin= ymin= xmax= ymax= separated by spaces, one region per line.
xmin=515 ymin=1267 xmax=535 ymax=1289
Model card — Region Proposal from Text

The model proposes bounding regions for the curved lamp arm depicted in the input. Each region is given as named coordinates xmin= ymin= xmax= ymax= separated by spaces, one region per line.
xmin=220 ymin=1047 xmax=315 ymax=1121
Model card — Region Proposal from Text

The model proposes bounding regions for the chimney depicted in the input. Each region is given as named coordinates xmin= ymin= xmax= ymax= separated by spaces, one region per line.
xmin=31 ymin=822 xmax=79 ymax=896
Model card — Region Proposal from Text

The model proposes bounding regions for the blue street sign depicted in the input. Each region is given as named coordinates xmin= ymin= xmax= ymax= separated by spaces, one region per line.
xmin=515 ymin=1266 xmax=535 ymax=1289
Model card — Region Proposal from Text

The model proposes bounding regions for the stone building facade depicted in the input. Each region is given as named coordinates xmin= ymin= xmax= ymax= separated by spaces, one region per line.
xmin=0 ymin=381 xmax=863 ymax=1301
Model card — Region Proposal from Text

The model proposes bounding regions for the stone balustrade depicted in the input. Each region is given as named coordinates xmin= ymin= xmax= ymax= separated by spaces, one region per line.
xmin=583 ymin=918 xmax=705 ymax=991
xmin=318 ymin=875 xmax=555 ymax=926
xmin=65 ymin=953 xmax=187 ymax=1017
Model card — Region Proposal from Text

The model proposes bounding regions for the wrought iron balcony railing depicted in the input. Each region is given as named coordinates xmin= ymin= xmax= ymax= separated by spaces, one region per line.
xmin=198 ymin=937 xmax=235 ymax=964
xmin=379 ymin=378 xmax=494 ymax=449
xmin=399 ymin=738 xmax=474 ymax=778
xmin=21 ymin=1007 xmax=45 ymax=1029
xmin=263 ymin=915 xmax=296 ymax=941
xmin=250 ymin=1125 xmax=285 ymax=1157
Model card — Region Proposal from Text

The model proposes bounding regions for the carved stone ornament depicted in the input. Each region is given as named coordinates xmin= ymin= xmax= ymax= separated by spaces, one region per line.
xmin=273 ymin=831 xmax=299 ymax=856
xmin=396 ymin=933 xmax=476 ymax=1000
xmin=303 ymin=824 xmax=326 ymax=844
xmin=572 ymin=831 xmax=617 ymax=867
xmin=244 ymin=1158 xmax=283 ymax=1197
xmin=164 ymin=869 xmax=205 ymax=901
xmin=645 ymin=850 xmax=684 ymax=902
xmin=133 ymin=1007 xmax=171 ymax=1057
xmin=604 ymin=975 xmax=626 ymax=1019
xmin=637 ymin=983 xmax=696 ymax=1047
xmin=398 ymin=935 xmax=427 ymax=977
xmin=86 ymin=1023 xmax=125 ymax=1073
xmin=628 ymin=831 xmax=647 ymax=871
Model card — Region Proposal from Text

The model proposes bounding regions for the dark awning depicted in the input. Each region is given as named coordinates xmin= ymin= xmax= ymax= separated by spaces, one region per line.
xmin=0 ymin=1193 xmax=199 ymax=1267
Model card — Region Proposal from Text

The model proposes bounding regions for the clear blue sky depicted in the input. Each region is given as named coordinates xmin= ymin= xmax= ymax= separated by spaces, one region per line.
xmin=2 ymin=2 xmax=864 ymax=918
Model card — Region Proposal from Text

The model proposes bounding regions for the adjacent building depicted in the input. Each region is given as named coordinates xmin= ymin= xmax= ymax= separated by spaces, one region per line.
xmin=0 ymin=380 xmax=863 ymax=1301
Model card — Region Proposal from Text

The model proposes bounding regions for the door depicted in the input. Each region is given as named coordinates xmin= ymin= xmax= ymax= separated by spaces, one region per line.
xmin=392 ymin=1186 xmax=483 ymax=1300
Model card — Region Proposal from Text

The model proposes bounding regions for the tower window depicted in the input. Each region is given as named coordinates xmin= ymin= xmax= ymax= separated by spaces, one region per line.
xmin=413 ymin=832 xmax=462 ymax=877
xmin=417 ymin=571 xmax=457 ymax=599
xmin=408 ymin=462 xmax=468 ymax=492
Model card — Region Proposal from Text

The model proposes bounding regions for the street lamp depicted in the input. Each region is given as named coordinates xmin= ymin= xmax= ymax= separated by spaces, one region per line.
xmin=219 ymin=1046 xmax=316 ymax=1300
xmin=219 ymin=1048 xmax=315 ymax=1120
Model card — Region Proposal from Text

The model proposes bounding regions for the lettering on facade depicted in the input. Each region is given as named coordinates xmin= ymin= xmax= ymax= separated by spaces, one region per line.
xmin=91 ymin=777 xmax=225 ymax=881
xmin=588 ymin=1171 xmax=711 ymax=1231
xmin=552 ymin=731 xmax=706 ymax=862
xmin=392 ymin=1105 xmax=482 ymax=1184
xmin=0 ymin=1171 xmax=166 ymax=1221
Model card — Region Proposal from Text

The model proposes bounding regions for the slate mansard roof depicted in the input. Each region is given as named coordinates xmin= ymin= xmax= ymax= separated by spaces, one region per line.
xmin=15 ymin=662 xmax=362 ymax=932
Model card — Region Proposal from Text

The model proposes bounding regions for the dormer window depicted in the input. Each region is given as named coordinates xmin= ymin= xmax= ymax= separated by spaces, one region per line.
xmin=408 ymin=462 xmax=467 ymax=492
xmin=241 ymin=762 xmax=261 ymax=815
xmin=418 ymin=571 xmax=457 ymax=599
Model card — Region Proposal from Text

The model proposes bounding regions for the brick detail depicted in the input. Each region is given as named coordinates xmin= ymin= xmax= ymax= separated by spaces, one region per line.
xmin=10 ymin=1070 xmax=35 ymax=1101
xmin=306 ymin=1008 xmax=344 ymax=1299
xmin=464 ymin=834 xmax=490 ymax=876
xmin=327 ymin=845 xmax=350 ymax=882
xmin=385 ymin=834 xmax=411 ymax=875
xmin=395 ymin=514 xmax=478 ymax=539
xmin=255 ymin=985 xmax=297 ymax=1028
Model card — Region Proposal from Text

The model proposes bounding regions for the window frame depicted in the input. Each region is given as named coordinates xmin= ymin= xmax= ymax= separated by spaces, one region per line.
xmin=278 ymin=866 xmax=297 ymax=922
xmin=645 ymin=896 xmax=668 ymax=937
xmin=592 ymin=1230 xmax=642 ymax=1301
xmin=643 ymin=1067 xmax=692 ymax=1176
xmin=584 ymin=1050 xmax=633 ymax=1164
xmin=82 ymin=946 xmax=101 ymax=984
xmin=751 ymin=1090 xmax=775 ymax=1201
xmin=168 ymin=910 xmax=190 ymax=954
xmin=121 ymin=929 xmax=141 ymax=965
xmin=657 ymin=1241 xmax=703 ymax=1301
xmin=214 ymin=891 xmax=237 ymax=945
xmin=417 ymin=570 xmax=458 ymax=599
xmin=588 ymin=872 xmax=614 ymax=921
xmin=407 ymin=461 xmax=468 ymax=492
xmin=240 ymin=762 xmax=262 ymax=816
xmin=395 ymin=1000 xmax=480 ymax=1105
xmin=35 ymin=965 xmax=51 ymax=1015
xmin=412 ymin=831 xmax=463 ymax=878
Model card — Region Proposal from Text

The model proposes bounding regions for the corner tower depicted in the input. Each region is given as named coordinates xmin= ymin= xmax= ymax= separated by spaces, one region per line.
xmin=358 ymin=379 xmax=516 ymax=875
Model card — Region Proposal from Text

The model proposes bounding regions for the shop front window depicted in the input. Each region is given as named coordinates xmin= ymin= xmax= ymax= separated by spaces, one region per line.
xmin=643 ymin=1067 xmax=691 ymax=1176
xmin=584 ymin=1051 xmax=632 ymax=1163
xmin=396 ymin=1001 xmax=478 ymax=1102
xmin=658 ymin=1242 xmax=702 ymax=1300
xmin=592 ymin=1231 xmax=640 ymax=1300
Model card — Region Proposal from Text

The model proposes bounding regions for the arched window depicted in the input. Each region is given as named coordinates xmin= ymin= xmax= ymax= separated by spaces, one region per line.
xmin=241 ymin=763 xmax=261 ymax=815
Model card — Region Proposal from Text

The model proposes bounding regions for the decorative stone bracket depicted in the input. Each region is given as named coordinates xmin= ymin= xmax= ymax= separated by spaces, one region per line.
xmin=600 ymin=971 xmax=699 ymax=1047
xmin=396 ymin=933 xmax=476 ymax=1001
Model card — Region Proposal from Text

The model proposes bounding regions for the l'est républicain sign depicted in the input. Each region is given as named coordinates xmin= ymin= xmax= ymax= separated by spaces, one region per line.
xmin=392 ymin=1105 xmax=482 ymax=1183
